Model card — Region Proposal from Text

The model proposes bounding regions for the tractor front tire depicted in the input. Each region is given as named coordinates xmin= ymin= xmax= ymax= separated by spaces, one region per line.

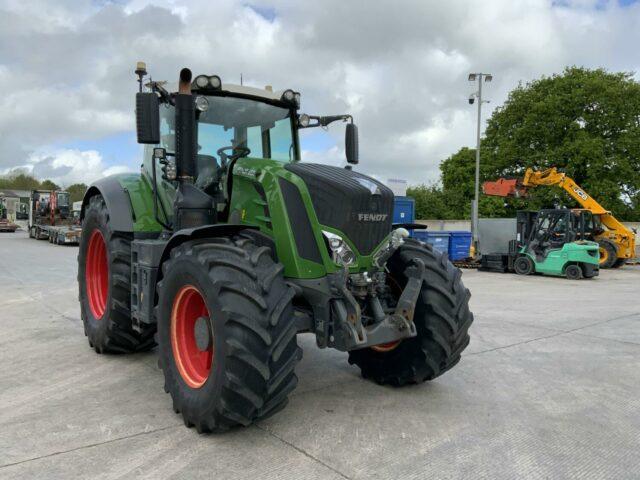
xmin=156 ymin=237 xmax=302 ymax=433
xmin=598 ymin=239 xmax=617 ymax=269
xmin=78 ymin=194 xmax=156 ymax=353
xmin=348 ymin=239 xmax=473 ymax=386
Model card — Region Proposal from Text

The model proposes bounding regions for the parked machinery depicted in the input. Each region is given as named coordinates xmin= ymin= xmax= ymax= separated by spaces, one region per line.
xmin=29 ymin=190 xmax=82 ymax=244
xmin=0 ymin=196 xmax=18 ymax=232
xmin=481 ymin=209 xmax=600 ymax=280
xmin=483 ymin=167 xmax=636 ymax=268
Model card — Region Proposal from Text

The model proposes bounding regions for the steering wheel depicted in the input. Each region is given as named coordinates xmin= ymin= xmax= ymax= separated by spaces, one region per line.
xmin=217 ymin=146 xmax=251 ymax=166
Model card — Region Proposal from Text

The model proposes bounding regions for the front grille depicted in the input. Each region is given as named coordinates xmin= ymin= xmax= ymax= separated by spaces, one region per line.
xmin=285 ymin=163 xmax=394 ymax=255
xmin=278 ymin=177 xmax=323 ymax=264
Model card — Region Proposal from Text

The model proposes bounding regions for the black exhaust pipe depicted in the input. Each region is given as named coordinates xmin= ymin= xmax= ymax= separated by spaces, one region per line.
xmin=175 ymin=68 xmax=196 ymax=181
xmin=173 ymin=68 xmax=216 ymax=229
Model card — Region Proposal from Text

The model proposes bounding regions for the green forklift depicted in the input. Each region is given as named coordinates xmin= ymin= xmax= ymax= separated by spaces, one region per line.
xmin=77 ymin=64 xmax=474 ymax=432
xmin=481 ymin=209 xmax=600 ymax=279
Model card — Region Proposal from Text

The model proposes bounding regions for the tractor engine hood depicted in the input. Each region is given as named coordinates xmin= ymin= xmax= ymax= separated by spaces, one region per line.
xmin=284 ymin=163 xmax=394 ymax=255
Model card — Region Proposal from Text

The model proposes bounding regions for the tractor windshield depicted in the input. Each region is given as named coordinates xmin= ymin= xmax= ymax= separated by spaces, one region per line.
xmin=158 ymin=96 xmax=297 ymax=164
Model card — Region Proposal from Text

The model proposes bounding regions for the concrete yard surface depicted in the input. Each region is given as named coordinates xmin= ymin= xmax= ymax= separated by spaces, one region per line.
xmin=1 ymin=230 xmax=639 ymax=479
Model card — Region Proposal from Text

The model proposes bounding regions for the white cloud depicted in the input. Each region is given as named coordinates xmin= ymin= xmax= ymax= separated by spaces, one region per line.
xmin=0 ymin=0 xmax=639 ymax=186
xmin=3 ymin=149 xmax=134 ymax=187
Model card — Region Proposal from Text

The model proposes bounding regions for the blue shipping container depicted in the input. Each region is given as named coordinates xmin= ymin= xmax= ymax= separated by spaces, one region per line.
xmin=412 ymin=231 xmax=450 ymax=256
xmin=393 ymin=196 xmax=415 ymax=224
xmin=448 ymin=231 xmax=472 ymax=261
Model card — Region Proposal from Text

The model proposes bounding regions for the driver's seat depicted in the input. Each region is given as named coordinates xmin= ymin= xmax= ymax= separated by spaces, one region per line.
xmin=195 ymin=154 xmax=220 ymax=195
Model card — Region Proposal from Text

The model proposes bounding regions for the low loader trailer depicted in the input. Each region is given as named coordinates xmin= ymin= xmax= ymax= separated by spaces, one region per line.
xmin=44 ymin=224 xmax=82 ymax=245
xmin=29 ymin=190 xmax=81 ymax=245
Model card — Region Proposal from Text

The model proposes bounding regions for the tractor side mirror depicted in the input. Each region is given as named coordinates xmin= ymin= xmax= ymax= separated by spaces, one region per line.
xmin=345 ymin=123 xmax=359 ymax=165
xmin=136 ymin=92 xmax=160 ymax=144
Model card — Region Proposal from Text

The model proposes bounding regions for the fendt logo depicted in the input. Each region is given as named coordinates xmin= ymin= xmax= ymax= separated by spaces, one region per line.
xmin=571 ymin=185 xmax=589 ymax=201
xmin=358 ymin=213 xmax=388 ymax=222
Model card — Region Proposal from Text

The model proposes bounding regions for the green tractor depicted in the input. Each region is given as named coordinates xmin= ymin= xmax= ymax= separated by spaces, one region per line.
xmin=77 ymin=64 xmax=473 ymax=432
xmin=501 ymin=209 xmax=599 ymax=279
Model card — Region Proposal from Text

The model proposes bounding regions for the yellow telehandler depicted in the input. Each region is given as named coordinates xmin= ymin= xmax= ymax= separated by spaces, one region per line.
xmin=483 ymin=167 xmax=636 ymax=268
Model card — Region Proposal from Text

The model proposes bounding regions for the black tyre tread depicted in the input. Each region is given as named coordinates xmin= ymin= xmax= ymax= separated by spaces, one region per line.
xmin=156 ymin=237 xmax=301 ymax=433
xmin=598 ymin=239 xmax=618 ymax=269
xmin=348 ymin=238 xmax=473 ymax=386
xmin=78 ymin=194 xmax=156 ymax=354
xmin=514 ymin=256 xmax=533 ymax=275
xmin=612 ymin=258 xmax=627 ymax=268
xmin=565 ymin=264 xmax=583 ymax=280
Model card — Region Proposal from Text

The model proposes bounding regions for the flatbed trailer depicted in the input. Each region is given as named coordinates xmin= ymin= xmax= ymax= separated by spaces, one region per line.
xmin=28 ymin=190 xmax=81 ymax=245
xmin=36 ymin=224 xmax=82 ymax=244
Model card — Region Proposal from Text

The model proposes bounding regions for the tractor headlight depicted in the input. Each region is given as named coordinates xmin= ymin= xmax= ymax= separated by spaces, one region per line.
xmin=208 ymin=75 xmax=222 ymax=89
xmin=194 ymin=75 xmax=209 ymax=88
xmin=323 ymin=231 xmax=356 ymax=266
xmin=195 ymin=96 xmax=209 ymax=112
xmin=164 ymin=159 xmax=177 ymax=181
xmin=281 ymin=89 xmax=300 ymax=108
xmin=298 ymin=113 xmax=310 ymax=127
xmin=282 ymin=89 xmax=295 ymax=102
xmin=193 ymin=74 xmax=222 ymax=91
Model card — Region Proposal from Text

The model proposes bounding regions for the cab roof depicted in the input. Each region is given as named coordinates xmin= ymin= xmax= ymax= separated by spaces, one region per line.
xmin=159 ymin=82 xmax=287 ymax=101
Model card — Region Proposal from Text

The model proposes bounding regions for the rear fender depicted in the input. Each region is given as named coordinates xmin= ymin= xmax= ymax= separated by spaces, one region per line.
xmin=82 ymin=174 xmax=163 ymax=234
xmin=81 ymin=177 xmax=135 ymax=232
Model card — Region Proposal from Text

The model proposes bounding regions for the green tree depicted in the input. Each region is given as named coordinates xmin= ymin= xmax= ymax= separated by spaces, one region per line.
xmin=434 ymin=67 xmax=640 ymax=220
xmin=483 ymin=66 xmax=640 ymax=220
xmin=66 ymin=183 xmax=88 ymax=203
xmin=39 ymin=179 xmax=60 ymax=191
xmin=0 ymin=172 xmax=40 ymax=191
xmin=407 ymin=183 xmax=453 ymax=220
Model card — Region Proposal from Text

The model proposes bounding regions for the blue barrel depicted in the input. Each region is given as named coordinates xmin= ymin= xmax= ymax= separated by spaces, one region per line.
xmin=412 ymin=231 xmax=450 ymax=256
xmin=448 ymin=231 xmax=472 ymax=260
xmin=393 ymin=196 xmax=415 ymax=224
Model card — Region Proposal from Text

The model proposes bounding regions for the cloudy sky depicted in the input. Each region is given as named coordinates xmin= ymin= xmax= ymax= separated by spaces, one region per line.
xmin=1 ymin=0 xmax=639 ymax=187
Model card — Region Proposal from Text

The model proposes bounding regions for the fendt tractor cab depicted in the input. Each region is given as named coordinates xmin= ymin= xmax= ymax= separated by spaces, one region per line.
xmin=77 ymin=63 xmax=473 ymax=432
xmin=511 ymin=209 xmax=600 ymax=279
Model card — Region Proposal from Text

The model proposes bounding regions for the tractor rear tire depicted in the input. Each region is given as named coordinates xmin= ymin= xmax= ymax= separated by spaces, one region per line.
xmin=598 ymin=239 xmax=617 ymax=269
xmin=348 ymin=238 xmax=473 ymax=386
xmin=565 ymin=264 xmax=583 ymax=280
xmin=514 ymin=256 xmax=534 ymax=275
xmin=156 ymin=236 xmax=302 ymax=433
xmin=78 ymin=194 xmax=156 ymax=353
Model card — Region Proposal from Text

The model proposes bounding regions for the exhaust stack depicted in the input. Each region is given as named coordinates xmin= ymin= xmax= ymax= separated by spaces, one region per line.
xmin=175 ymin=68 xmax=196 ymax=180
xmin=173 ymin=68 xmax=216 ymax=229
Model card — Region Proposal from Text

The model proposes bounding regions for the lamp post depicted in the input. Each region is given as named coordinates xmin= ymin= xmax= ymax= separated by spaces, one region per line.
xmin=468 ymin=72 xmax=492 ymax=258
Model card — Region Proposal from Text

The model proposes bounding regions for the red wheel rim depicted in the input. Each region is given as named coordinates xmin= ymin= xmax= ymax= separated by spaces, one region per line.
xmin=85 ymin=229 xmax=109 ymax=319
xmin=171 ymin=285 xmax=213 ymax=388
xmin=371 ymin=341 xmax=401 ymax=353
